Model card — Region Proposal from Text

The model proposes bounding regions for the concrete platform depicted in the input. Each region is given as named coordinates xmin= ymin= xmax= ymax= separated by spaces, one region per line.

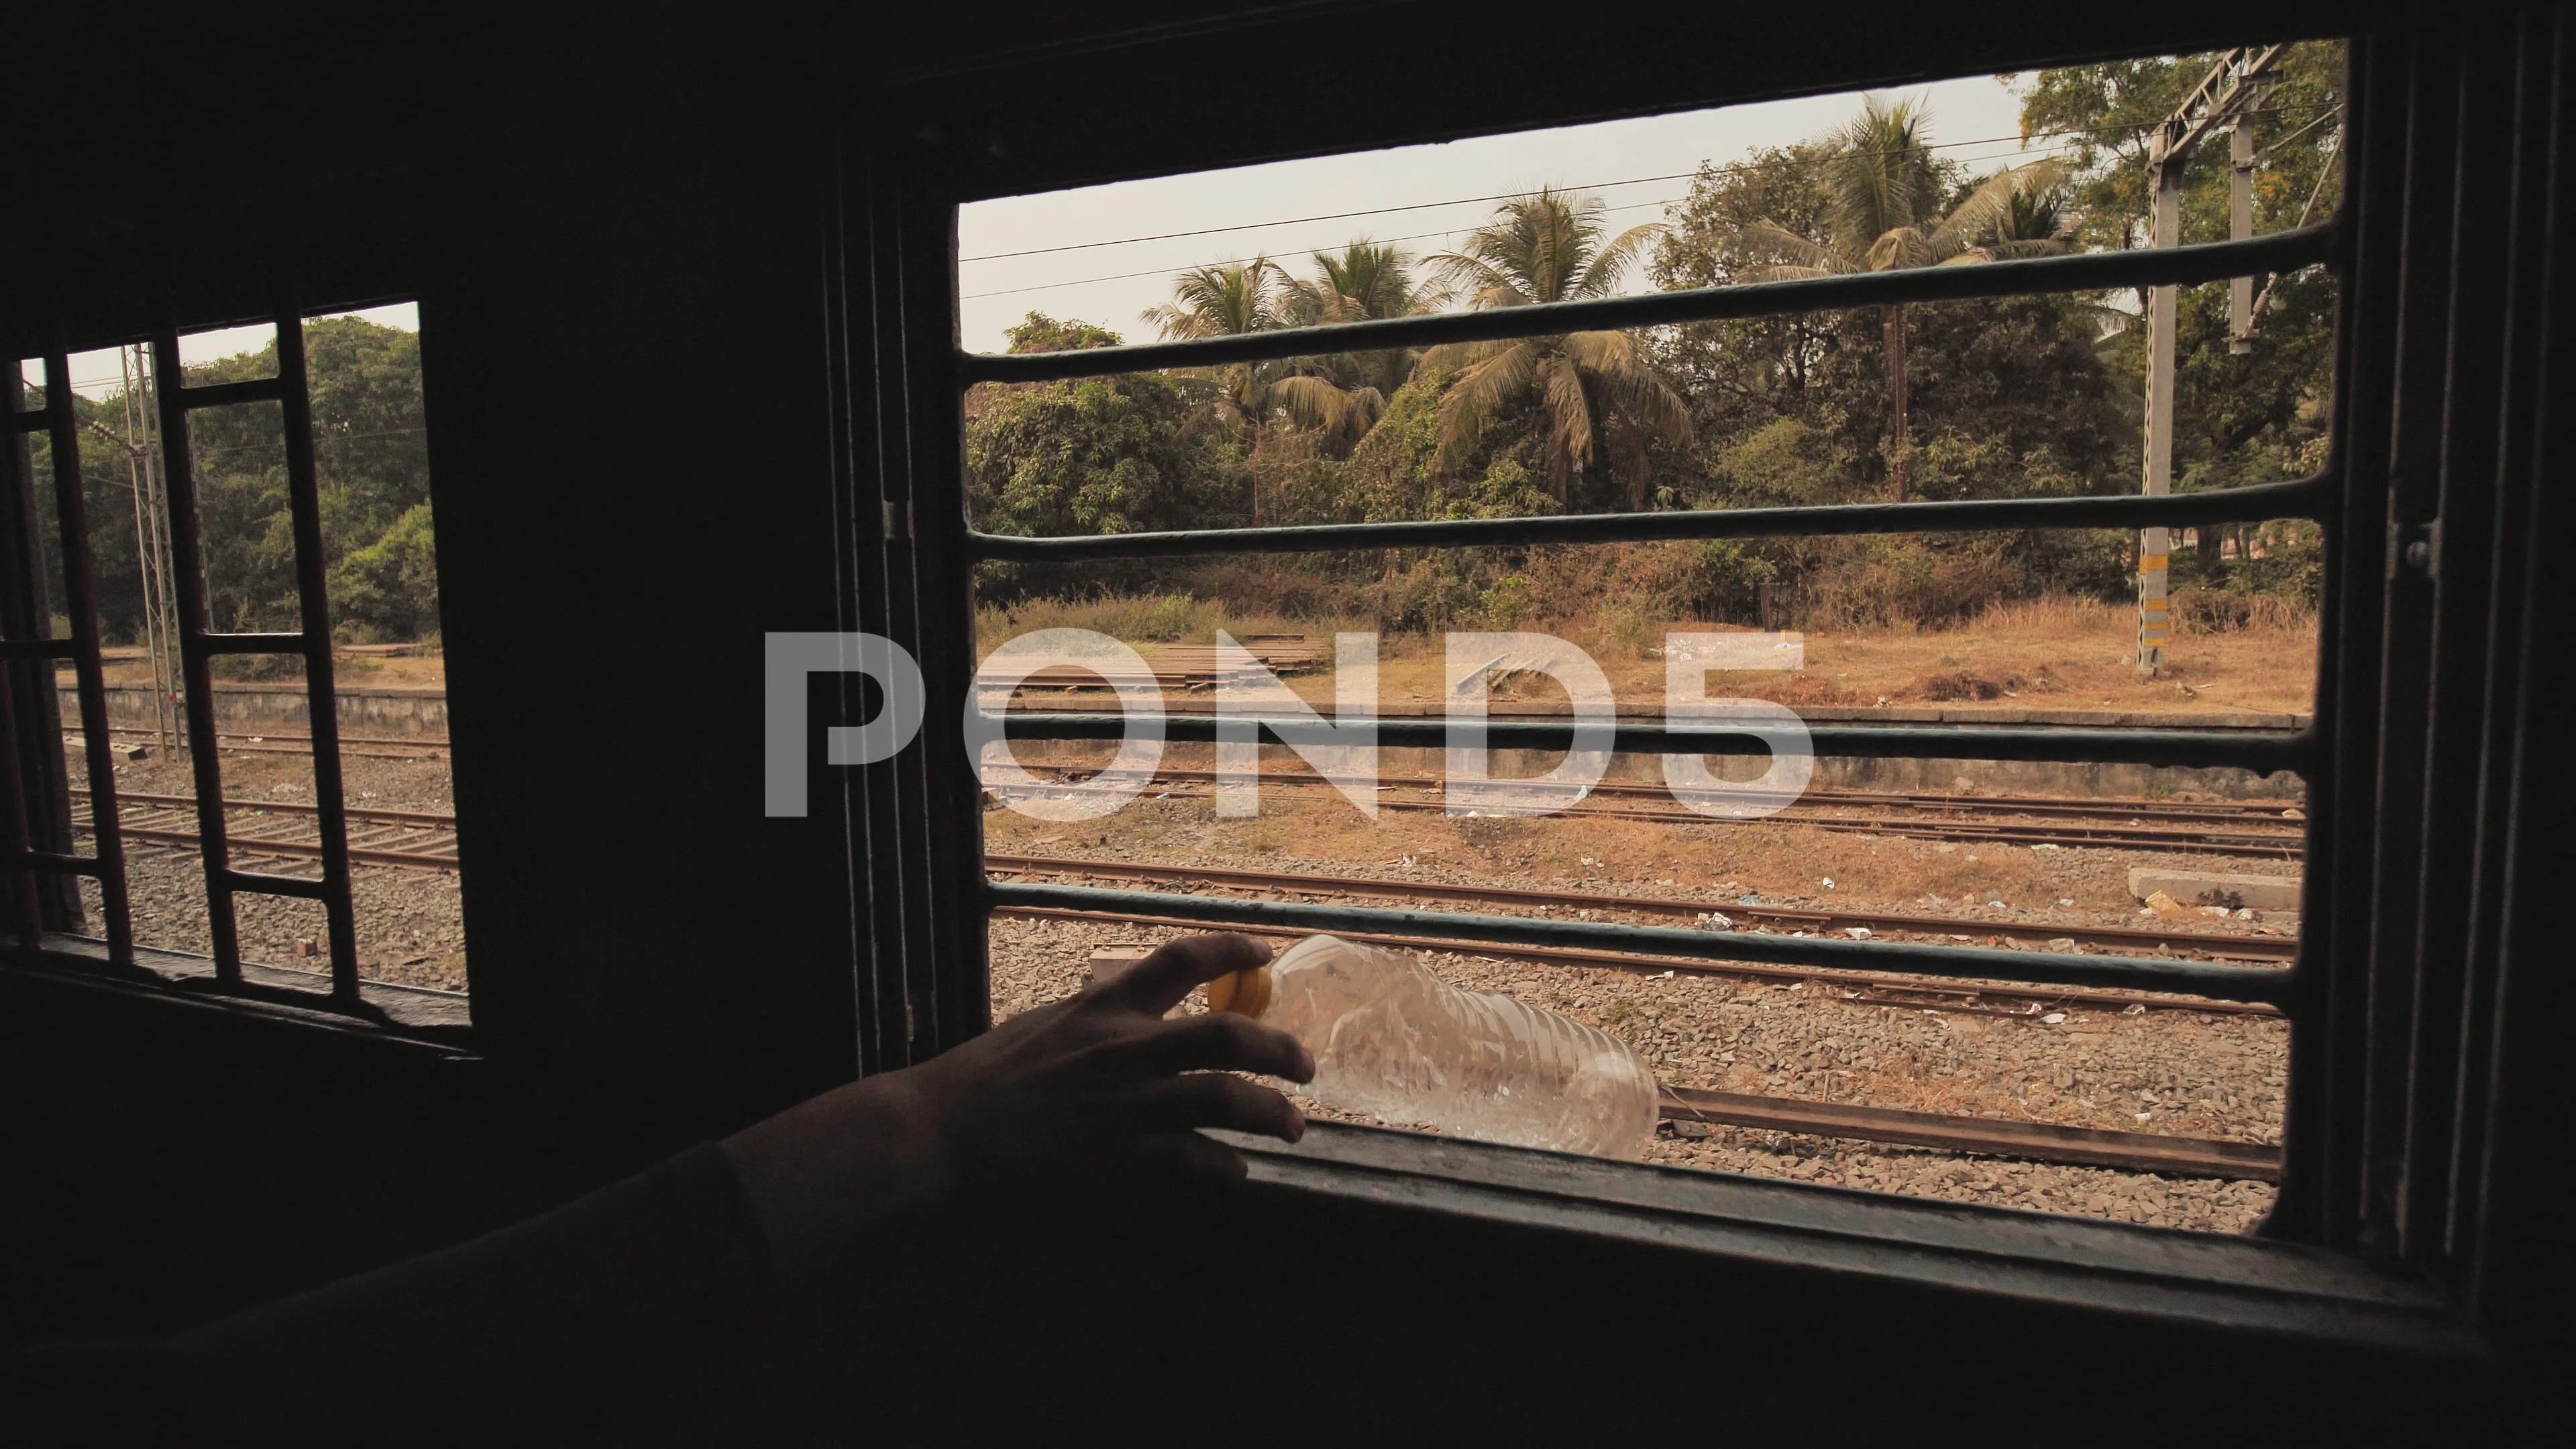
xmin=2129 ymin=867 xmax=2304 ymax=910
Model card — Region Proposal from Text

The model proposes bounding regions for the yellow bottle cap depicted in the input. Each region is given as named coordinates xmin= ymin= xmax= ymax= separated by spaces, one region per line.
xmin=1205 ymin=964 xmax=1271 ymax=1019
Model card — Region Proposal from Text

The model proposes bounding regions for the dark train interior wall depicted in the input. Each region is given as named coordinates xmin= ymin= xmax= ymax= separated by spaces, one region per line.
xmin=0 ymin=1 xmax=2551 ymax=1432
xmin=0 ymin=2 xmax=865 ymax=1340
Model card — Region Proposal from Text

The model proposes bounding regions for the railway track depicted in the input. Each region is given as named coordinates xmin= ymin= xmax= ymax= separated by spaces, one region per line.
xmin=1652 ymin=1083 xmax=2279 ymax=1181
xmin=70 ymin=789 xmax=461 ymax=871
xmin=1028 ymin=764 xmax=2305 ymax=823
xmin=72 ymin=790 xmax=2294 ymax=967
xmin=1050 ymin=904 xmax=2279 ymax=1016
xmin=1004 ymin=766 xmax=2308 ymax=857
xmin=82 ymin=726 xmax=449 ymax=761
xmin=987 ymin=853 xmax=2298 ymax=963
xmin=70 ymin=790 xmax=2282 ymax=1178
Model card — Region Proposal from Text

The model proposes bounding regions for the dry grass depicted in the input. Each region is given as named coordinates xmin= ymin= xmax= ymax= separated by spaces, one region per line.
xmin=983 ymin=591 xmax=2320 ymax=716
xmin=973 ymin=594 xmax=1377 ymax=654
xmin=72 ymin=649 xmax=449 ymax=689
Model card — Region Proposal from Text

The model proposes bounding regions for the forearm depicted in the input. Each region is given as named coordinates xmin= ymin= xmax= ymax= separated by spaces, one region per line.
xmin=170 ymin=1143 xmax=778 ymax=1417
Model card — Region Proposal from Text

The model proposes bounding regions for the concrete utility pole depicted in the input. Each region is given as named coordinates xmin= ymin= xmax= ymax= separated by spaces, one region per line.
xmin=2137 ymin=45 xmax=2285 ymax=675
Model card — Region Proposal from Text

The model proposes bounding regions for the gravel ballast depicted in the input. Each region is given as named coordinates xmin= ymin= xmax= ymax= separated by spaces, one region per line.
xmin=67 ymin=747 xmax=468 ymax=991
xmin=992 ymin=913 xmax=2284 ymax=1234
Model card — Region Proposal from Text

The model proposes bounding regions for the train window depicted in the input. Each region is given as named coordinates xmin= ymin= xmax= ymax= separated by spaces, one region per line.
xmin=945 ymin=46 xmax=2337 ymax=1233
xmin=820 ymin=11 xmax=2546 ymax=1337
xmin=1 ymin=302 xmax=464 ymax=1034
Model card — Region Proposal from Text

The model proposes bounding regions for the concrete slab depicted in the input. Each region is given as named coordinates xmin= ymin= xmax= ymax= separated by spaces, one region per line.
xmin=2129 ymin=867 xmax=2303 ymax=911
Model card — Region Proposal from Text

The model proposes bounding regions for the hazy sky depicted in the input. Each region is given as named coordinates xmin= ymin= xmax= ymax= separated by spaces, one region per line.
xmin=20 ymin=301 xmax=420 ymax=400
xmin=959 ymin=74 xmax=2047 ymax=354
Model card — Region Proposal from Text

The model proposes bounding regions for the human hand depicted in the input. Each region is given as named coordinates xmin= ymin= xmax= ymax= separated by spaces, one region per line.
xmin=719 ymin=933 xmax=1312 ymax=1284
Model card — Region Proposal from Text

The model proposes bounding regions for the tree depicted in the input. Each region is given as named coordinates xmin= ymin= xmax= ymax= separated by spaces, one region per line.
xmin=1421 ymin=188 xmax=1691 ymax=508
xmin=967 ymin=372 xmax=1206 ymax=541
xmin=1004 ymin=312 xmax=1123 ymax=354
xmin=1276 ymin=241 xmax=1426 ymax=442
xmin=1142 ymin=258 xmax=1378 ymax=519
xmin=1649 ymin=146 xmax=1849 ymax=447
xmin=330 ymin=501 xmax=439 ymax=639
xmin=37 ymin=317 xmax=439 ymax=641
xmin=1741 ymin=95 xmax=2070 ymax=500
xmin=2021 ymin=42 xmax=2345 ymax=586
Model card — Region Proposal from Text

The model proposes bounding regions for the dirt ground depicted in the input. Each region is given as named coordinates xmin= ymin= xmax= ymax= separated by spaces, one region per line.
xmin=1019 ymin=600 xmax=2320 ymax=716
xmin=64 ymin=602 xmax=2316 ymax=715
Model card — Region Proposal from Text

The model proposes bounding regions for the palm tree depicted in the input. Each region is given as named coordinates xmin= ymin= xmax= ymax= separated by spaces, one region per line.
xmin=1743 ymin=95 xmax=2072 ymax=501
xmin=1144 ymin=258 xmax=1386 ymax=433
xmin=1421 ymin=189 xmax=1692 ymax=507
xmin=1142 ymin=258 xmax=1379 ymax=521
xmin=1283 ymin=241 xmax=1432 ymax=399
xmin=1277 ymin=241 xmax=1428 ymax=440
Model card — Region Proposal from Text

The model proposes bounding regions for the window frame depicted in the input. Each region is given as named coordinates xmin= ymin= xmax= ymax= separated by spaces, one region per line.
xmin=830 ymin=4 xmax=2561 ymax=1352
xmin=0 ymin=297 xmax=478 ymax=1048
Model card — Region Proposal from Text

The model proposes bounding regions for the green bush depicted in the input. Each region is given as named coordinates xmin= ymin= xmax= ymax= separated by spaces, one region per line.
xmin=329 ymin=502 xmax=439 ymax=641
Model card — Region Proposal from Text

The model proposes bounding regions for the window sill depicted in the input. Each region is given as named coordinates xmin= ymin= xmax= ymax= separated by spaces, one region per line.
xmin=4 ymin=933 xmax=478 ymax=1059
xmin=1220 ymin=1120 xmax=2477 ymax=1355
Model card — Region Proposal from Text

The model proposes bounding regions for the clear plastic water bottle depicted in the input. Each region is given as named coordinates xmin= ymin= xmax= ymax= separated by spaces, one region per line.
xmin=1208 ymin=934 xmax=1660 ymax=1157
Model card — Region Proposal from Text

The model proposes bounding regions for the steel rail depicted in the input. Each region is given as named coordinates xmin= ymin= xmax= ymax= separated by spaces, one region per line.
xmin=1010 ymin=903 xmax=2281 ymax=1016
xmin=83 ymin=725 xmax=447 ymax=760
xmin=103 ymin=821 xmax=454 ymax=872
xmin=997 ymin=769 xmax=2307 ymax=855
xmin=74 ymin=791 xmax=459 ymax=871
xmin=1014 ymin=763 xmax=2307 ymax=822
xmin=989 ymin=878 xmax=2293 ymax=1002
xmin=962 ymin=224 xmax=2337 ymax=385
xmin=1036 ymin=786 xmax=2304 ymax=855
xmin=71 ymin=788 xmax=453 ymax=828
xmin=999 ymin=781 xmax=2301 ymax=855
xmin=1654 ymin=1084 xmax=2281 ymax=1181
xmin=997 ymin=710 xmax=2314 ymax=773
xmin=969 ymin=474 xmax=2328 ymax=562
xmin=94 ymin=727 xmax=450 ymax=750
xmin=993 ymin=696 xmax=2310 ymax=735
xmin=985 ymin=853 xmax=2299 ymax=961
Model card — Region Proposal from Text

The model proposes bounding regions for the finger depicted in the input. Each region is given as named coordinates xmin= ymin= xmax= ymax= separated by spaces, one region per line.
xmin=1099 ymin=932 xmax=1273 ymax=1016
xmin=1118 ymin=1073 xmax=1307 ymax=1142
xmin=1130 ymin=1130 xmax=1248 ymax=1184
xmin=1106 ymin=1012 xmax=1314 ymax=1083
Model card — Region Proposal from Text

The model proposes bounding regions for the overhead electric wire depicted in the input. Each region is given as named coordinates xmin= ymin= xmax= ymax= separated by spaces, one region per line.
xmin=958 ymin=103 xmax=2341 ymax=264
xmin=959 ymin=142 xmax=2085 ymax=303
xmin=964 ymin=197 xmax=1676 ymax=301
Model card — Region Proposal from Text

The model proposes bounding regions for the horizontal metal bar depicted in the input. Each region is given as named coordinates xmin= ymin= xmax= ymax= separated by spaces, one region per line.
xmin=178 ymin=376 xmax=286 ymax=409
xmin=217 ymin=869 xmax=333 ymax=900
xmin=5 ymin=410 xmax=48 ymax=433
xmin=197 ymin=631 xmax=310 ymax=655
xmin=3 ymin=850 xmax=104 ymax=877
xmin=0 ymin=638 xmax=78 ymax=659
xmin=972 ymin=474 xmax=2328 ymax=563
xmin=995 ymin=903 xmax=2286 ymax=1010
xmin=1656 ymin=1084 xmax=2282 ymax=1181
xmin=962 ymin=225 xmax=2337 ymax=386
xmin=985 ymin=881 xmax=2294 ymax=1004
xmin=993 ymin=712 xmax=2313 ymax=772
